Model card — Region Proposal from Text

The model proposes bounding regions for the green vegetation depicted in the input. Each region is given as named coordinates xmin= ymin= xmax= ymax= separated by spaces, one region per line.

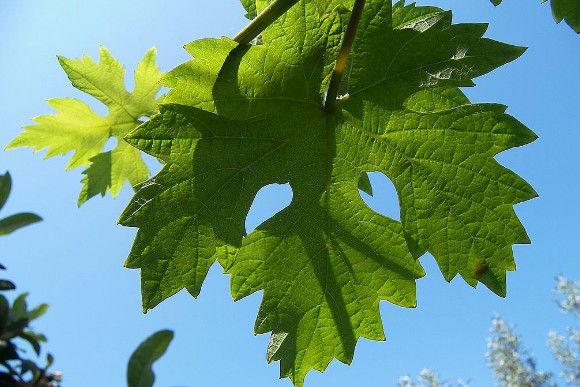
xmin=6 ymin=0 xmax=579 ymax=385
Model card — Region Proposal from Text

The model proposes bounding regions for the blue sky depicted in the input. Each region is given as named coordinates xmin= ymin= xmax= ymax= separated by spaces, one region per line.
xmin=0 ymin=0 xmax=578 ymax=386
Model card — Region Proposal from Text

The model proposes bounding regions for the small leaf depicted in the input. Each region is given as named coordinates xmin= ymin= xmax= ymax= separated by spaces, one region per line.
xmin=0 ymin=341 xmax=18 ymax=361
xmin=0 ymin=281 xmax=16 ymax=291
xmin=11 ymin=292 xmax=28 ymax=320
xmin=0 ymin=296 xmax=9 ymax=330
xmin=20 ymin=359 xmax=40 ymax=375
xmin=241 ymin=0 xmax=258 ymax=19
xmin=0 ymin=173 xmax=11 ymax=212
xmin=0 ymin=213 xmax=42 ymax=236
xmin=127 ymin=330 xmax=174 ymax=387
xmin=19 ymin=332 xmax=42 ymax=356
xmin=27 ymin=304 xmax=49 ymax=321
xmin=1 ymin=318 xmax=29 ymax=340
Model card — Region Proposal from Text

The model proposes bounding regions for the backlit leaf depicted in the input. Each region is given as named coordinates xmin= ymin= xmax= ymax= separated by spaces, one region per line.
xmin=8 ymin=47 xmax=162 ymax=205
xmin=120 ymin=1 xmax=536 ymax=384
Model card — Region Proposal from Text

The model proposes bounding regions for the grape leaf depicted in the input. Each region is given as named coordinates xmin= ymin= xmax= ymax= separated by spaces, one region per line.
xmin=7 ymin=47 xmax=162 ymax=205
xmin=492 ymin=0 xmax=580 ymax=33
xmin=120 ymin=0 xmax=536 ymax=384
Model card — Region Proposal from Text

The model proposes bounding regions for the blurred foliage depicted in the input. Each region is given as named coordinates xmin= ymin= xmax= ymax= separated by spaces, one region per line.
xmin=127 ymin=330 xmax=173 ymax=387
xmin=398 ymin=276 xmax=579 ymax=386
xmin=0 ymin=171 xmax=60 ymax=386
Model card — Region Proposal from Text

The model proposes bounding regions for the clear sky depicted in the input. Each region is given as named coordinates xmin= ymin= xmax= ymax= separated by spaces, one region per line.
xmin=0 ymin=0 xmax=578 ymax=386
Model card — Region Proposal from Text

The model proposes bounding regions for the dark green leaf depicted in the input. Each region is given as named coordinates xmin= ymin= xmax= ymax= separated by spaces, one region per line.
xmin=0 ymin=341 xmax=18 ymax=361
xmin=127 ymin=330 xmax=173 ymax=387
xmin=11 ymin=293 xmax=28 ymax=320
xmin=547 ymin=0 xmax=580 ymax=33
xmin=0 ymin=213 xmax=42 ymax=236
xmin=357 ymin=172 xmax=373 ymax=196
xmin=1 ymin=318 xmax=29 ymax=340
xmin=0 ymin=296 xmax=8 ymax=330
xmin=0 ymin=282 xmax=15 ymax=292
xmin=0 ymin=174 xmax=11 ymax=212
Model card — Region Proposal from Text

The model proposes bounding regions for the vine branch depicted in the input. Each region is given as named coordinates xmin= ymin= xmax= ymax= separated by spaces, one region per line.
xmin=324 ymin=0 xmax=366 ymax=113
xmin=234 ymin=0 xmax=300 ymax=44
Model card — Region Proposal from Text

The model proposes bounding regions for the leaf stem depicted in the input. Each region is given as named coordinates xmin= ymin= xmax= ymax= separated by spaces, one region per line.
xmin=324 ymin=0 xmax=366 ymax=113
xmin=233 ymin=0 xmax=300 ymax=44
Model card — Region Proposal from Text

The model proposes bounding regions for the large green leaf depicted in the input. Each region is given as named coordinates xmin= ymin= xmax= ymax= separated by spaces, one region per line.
xmin=127 ymin=330 xmax=173 ymax=387
xmin=120 ymin=1 xmax=536 ymax=384
xmin=8 ymin=47 xmax=161 ymax=205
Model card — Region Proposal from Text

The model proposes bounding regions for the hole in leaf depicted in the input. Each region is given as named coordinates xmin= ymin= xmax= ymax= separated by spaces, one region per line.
xmin=90 ymin=100 xmax=108 ymax=116
xmin=102 ymin=136 xmax=117 ymax=152
xmin=359 ymin=172 xmax=400 ymax=221
xmin=156 ymin=86 xmax=170 ymax=100
xmin=245 ymin=183 xmax=293 ymax=234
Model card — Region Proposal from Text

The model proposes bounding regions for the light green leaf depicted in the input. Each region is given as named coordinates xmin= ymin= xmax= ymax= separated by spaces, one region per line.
xmin=8 ymin=47 xmax=163 ymax=205
xmin=27 ymin=303 xmax=49 ymax=321
xmin=127 ymin=330 xmax=173 ymax=387
xmin=121 ymin=1 xmax=535 ymax=384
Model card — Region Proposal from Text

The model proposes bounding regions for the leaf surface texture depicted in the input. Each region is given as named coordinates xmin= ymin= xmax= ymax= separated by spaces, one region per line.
xmin=120 ymin=1 xmax=536 ymax=384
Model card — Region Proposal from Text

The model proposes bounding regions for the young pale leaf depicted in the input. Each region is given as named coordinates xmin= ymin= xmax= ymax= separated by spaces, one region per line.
xmin=7 ymin=47 xmax=161 ymax=205
xmin=127 ymin=330 xmax=173 ymax=387
xmin=120 ymin=0 xmax=536 ymax=384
